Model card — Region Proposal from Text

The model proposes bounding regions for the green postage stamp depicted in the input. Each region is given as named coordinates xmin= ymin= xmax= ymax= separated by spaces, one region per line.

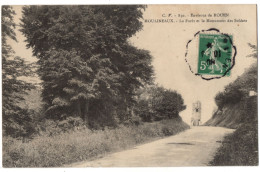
xmin=197 ymin=34 xmax=232 ymax=76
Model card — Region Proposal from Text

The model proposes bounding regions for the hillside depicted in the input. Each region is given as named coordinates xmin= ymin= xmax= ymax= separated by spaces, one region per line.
xmin=204 ymin=62 xmax=258 ymax=166
xmin=205 ymin=62 xmax=257 ymax=128
xmin=204 ymin=96 xmax=257 ymax=129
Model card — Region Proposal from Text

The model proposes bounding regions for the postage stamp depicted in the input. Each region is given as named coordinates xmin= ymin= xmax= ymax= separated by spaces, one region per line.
xmin=197 ymin=34 xmax=232 ymax=76
xmin=185 ymin=28 xmax=236 ymax=80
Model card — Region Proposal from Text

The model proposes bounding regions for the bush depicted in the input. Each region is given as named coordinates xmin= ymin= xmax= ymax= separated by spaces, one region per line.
xmin=135 ymin=85 xmax=186 ymax=122
xmin=214 ymin=62 xmax=257 ymax=110
xmin=123 ymin=115 xmax=143 ymax=126
xmin=3 ymin=108 xmax=38 ymax=139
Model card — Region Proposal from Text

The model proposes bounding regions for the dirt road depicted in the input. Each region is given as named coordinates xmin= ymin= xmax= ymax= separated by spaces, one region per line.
xmin=70 ymin=126 xmax=234 ymax=167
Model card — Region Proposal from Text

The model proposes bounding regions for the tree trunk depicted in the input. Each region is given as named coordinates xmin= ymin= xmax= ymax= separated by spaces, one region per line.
xmin=84 ymin=100 xmax=89 ymax=126
xmin=76 ymin=102 xmax=81 ymax=117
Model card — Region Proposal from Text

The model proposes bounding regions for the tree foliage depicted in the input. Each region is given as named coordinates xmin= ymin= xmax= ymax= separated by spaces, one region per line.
xmin=20 ymin=5 xmax=153 ymax=127
xmin=2 ymin=6 xmax=35 ymax=137
xmin=215 ymin=44 xmax=257 ymax=110
xmin=247 ymin=43 xmax=257 ymax=58
xmin=135 ymin=85 xmax=186 ymax=122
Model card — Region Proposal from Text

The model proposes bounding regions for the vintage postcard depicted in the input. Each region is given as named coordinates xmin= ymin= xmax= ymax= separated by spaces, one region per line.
xmin=1 ymin=4 xmax=258 ymax=167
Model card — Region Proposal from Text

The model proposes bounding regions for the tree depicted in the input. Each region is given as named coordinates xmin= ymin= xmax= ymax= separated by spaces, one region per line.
xmin=20 ymin=5 xmax=153 ymax=127
xmin=135 ymin=85 xmax=186 ymax=122
xmin=215 ymin=44 xmax=257 ymax=110
xmin=2 ymin=6 xmax=35 ymax=137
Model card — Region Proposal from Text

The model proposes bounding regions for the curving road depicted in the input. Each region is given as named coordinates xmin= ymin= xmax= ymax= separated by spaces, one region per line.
xmin=70 ymin=126 xmax=234 ymax=167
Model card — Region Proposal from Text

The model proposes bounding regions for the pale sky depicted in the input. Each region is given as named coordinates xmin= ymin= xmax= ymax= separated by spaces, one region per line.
xmin=130 ymin=5 xmax=257 ymax=123
xmin=9 ymin=5 xmax=257 ymax=124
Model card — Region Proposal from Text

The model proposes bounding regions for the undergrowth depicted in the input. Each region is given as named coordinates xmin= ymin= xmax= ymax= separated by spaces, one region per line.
xmin=209 ymin=123 xmax=258 ymax=166
xmin=209 ymin=97 xmax=258 ymax=166
xmin=3 ymin=118 xmax=189 ymax=167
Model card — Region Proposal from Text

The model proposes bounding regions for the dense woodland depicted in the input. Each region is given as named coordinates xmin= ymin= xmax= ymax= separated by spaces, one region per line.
xmin=2 ymin=5 xmax=186 ymax=139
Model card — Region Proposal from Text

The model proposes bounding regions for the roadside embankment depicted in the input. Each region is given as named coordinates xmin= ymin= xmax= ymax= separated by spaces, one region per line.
xmin=3 ymin=118 xmax=189 ymax=167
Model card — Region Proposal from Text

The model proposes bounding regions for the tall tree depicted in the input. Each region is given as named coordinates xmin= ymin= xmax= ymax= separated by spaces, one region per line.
xmin=20 ymin=5 xmax=153 ymax=126
xmin=2 ymin=6 xmax=35 ymax=137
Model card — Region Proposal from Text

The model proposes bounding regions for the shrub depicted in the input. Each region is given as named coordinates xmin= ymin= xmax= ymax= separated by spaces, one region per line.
xmin=135 ymin=85 xmax=186 ymax=122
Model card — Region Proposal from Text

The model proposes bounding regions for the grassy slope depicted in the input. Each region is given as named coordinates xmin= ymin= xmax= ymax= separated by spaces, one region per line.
xmin=204 ymin=61 xmax=258 ymax=166
xmin=210 ymin=122 xmax=258 ymax=166
xmin=3 ymin=118 xmax=189 ymax=167
xmin=204 ymin=103 xmax=244 ymax=129
xmin=207 ymin=96 xmax=258 ymax=166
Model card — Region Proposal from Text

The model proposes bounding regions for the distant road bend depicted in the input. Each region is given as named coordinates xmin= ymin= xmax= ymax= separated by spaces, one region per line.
xmin=70 ymin=126 xmax=234 ymax=167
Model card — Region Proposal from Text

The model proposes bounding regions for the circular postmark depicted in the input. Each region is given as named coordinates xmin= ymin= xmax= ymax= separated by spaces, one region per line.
xmin=185 ymin=28 xmax=237 ymax=80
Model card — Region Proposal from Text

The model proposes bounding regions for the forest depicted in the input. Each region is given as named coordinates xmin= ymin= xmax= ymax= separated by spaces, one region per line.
xmin=2 ymin=5 xmax=189 ymax=167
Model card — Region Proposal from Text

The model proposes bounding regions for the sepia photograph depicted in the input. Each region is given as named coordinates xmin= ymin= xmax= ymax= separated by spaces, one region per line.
xmin=1 ymin=2 xmax=258 ymax=168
